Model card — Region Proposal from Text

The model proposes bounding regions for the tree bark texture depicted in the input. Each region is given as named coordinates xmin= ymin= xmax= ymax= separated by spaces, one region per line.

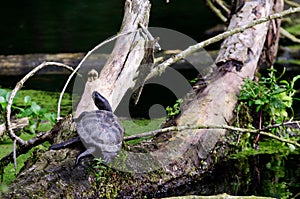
xmin=3 ymin=0 xmax=283 ymax=198
xmin=74 ymin=0 xmax=151 ymax=117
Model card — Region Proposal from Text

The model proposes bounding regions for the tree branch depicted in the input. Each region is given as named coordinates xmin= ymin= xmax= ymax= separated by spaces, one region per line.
xmin=206 ymin=0 xmax=227 ymax=22
xmin=0 ymin=115 xmax=72 ymax=172
xmin=280 ymin=27 xmax=300 ymax=43
xmin=6 ymin=62 xmax=73 ymax=145
xmin=57 ymin=29 xmax=139 ymax=119
xmin=124 ymin=121 xmax=300 ymax=147
xmin=0 ymin=117 xmax=29 ymax=137
xmin=5 ymin=62 xmax=73 ymax=170
xmin=145 ymin=6 xmax=300 ymax=82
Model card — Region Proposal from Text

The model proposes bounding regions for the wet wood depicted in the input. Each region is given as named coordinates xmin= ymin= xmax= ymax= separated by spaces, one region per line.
xmin=0 ymin=53 xmax=84 ymax=75
xmin=0 ymin=51 xmax=217 ymax=77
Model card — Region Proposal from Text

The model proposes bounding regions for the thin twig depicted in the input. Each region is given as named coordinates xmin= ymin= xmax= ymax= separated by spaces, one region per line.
xmin=0 ymin=115 xmax=71 ymax=172
xmin=215 ymin=0 xmax=230 ymax=14
xmin=13 ymin=140 xmax=17 ymax=172
xmin=280 ymin=27 xmax=300 ymax=43
xmin=285 ymin=0 xmax=300 ymax=7
xmin=124 ymin=122 xmax=300 ymax=148
xmin=57 ymin=29 xmax=139 ymax=119
xmin=259 ymin=131 xmax=300 ymax=147
xmin=5 ymin=61 xmax=73 ymax=171
xmin=6 ymin=61 xmax=73 ymax=145
xmin=206 ymin=0 xmax=227 ymax=22
xmin=145 ymin=6 xmax=300 ymax=82
xmin=124 ymin=124 xmax=256 ymax=141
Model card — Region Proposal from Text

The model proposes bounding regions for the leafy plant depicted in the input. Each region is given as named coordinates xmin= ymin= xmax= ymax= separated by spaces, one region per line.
xmin=166 ymin=98 xmax=183 ymax=118
xmin=0 ymin=89 xmax=57 ymax=135
xmin=16 ymin=95 xmax=56 ymax=133
xmin=235 ymin=67 xmax=300 ymax=198
xmin=0 ymin=89 xmax=14 ymax=121
xmin=239 ymin=67 xmax=300 ymax=125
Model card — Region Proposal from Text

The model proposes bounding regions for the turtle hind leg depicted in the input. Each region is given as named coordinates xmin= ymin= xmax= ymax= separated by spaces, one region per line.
xmin=75 ymin=148 xmax=94 ymax=165
xmin=50 ymin=136 xmax=81 ymax=150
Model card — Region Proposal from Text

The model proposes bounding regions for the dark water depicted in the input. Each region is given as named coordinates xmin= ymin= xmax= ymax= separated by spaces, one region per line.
xmin=0 ymin=0 xmax=221 ymax=106
xmin=0 ymin=0 xmax=220 ymax=55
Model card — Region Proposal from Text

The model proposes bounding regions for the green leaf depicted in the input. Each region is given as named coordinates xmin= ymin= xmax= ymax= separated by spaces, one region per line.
xmin=0 ymin=96 xmax=6 ymax=104
xmin=266 ymin=162 xmax=271 ymax=169
xmin=24 ymin=96 xmax=31 ymax=104
xmin=31 ymin=102 xmax=41 ymax=115
xmin=279 ymin=80 xmax=289 ymax=87
xmin=28 ymin=124 xmax=37 ymax=134
xmin=44 ymin=113 xmax=57 ymax=124
xmin=287 ymin=143 xmax=295 ymax=152
xmin=291 ymin=75 xmax=300 ymax=88
xmin=254 ymin=99 xmax=264 ymax=105
xmin=17 ymin=108 xmax=33 ymax=117
xmin=0 ymin=89 xmax=7 ymax=97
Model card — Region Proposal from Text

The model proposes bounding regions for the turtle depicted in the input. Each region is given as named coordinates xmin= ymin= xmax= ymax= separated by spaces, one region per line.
xmin=50 ymin=91 xmax=124 ymax=164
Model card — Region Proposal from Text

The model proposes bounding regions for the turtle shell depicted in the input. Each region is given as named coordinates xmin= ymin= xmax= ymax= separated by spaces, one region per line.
xmin=76 ymin=110 xmax=124 ymax=163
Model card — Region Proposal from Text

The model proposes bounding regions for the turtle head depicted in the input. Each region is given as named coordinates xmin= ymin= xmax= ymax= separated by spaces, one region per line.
xmin=92 ymin=91 xmax=112 ymax=112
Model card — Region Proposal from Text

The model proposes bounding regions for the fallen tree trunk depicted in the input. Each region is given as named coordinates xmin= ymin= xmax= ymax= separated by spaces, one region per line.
xmin=0 ymin=53 xmax=84 ymax=75
xmin=0 ymin=51 xmax=218 ymax=76
xmin=3 ymin=0 xmax=284 ymax=198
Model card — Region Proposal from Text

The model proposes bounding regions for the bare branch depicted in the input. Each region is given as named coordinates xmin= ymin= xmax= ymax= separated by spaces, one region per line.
xmin=206 ymin=0 xmax=227 ymax=22
xmin=5 ymin=62 xmax=73 ymax=171
xmin=145 ymin=6 xmax=300 ymax=81
xmin=124 ymin=121 xmax=300 ymax=148
xmin=6 ymin=61 xmax=73 ymax=145
xmin=280 ymin=27 xmax=300 ymax=43
xmin=57 ymin=29 xmax=139 ymax=119
xmin=0 ymin=115 xmax=72 ymax=171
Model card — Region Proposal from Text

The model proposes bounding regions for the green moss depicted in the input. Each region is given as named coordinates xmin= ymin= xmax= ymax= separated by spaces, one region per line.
xmin=122 ymin=117 xmax=165 ymax=145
